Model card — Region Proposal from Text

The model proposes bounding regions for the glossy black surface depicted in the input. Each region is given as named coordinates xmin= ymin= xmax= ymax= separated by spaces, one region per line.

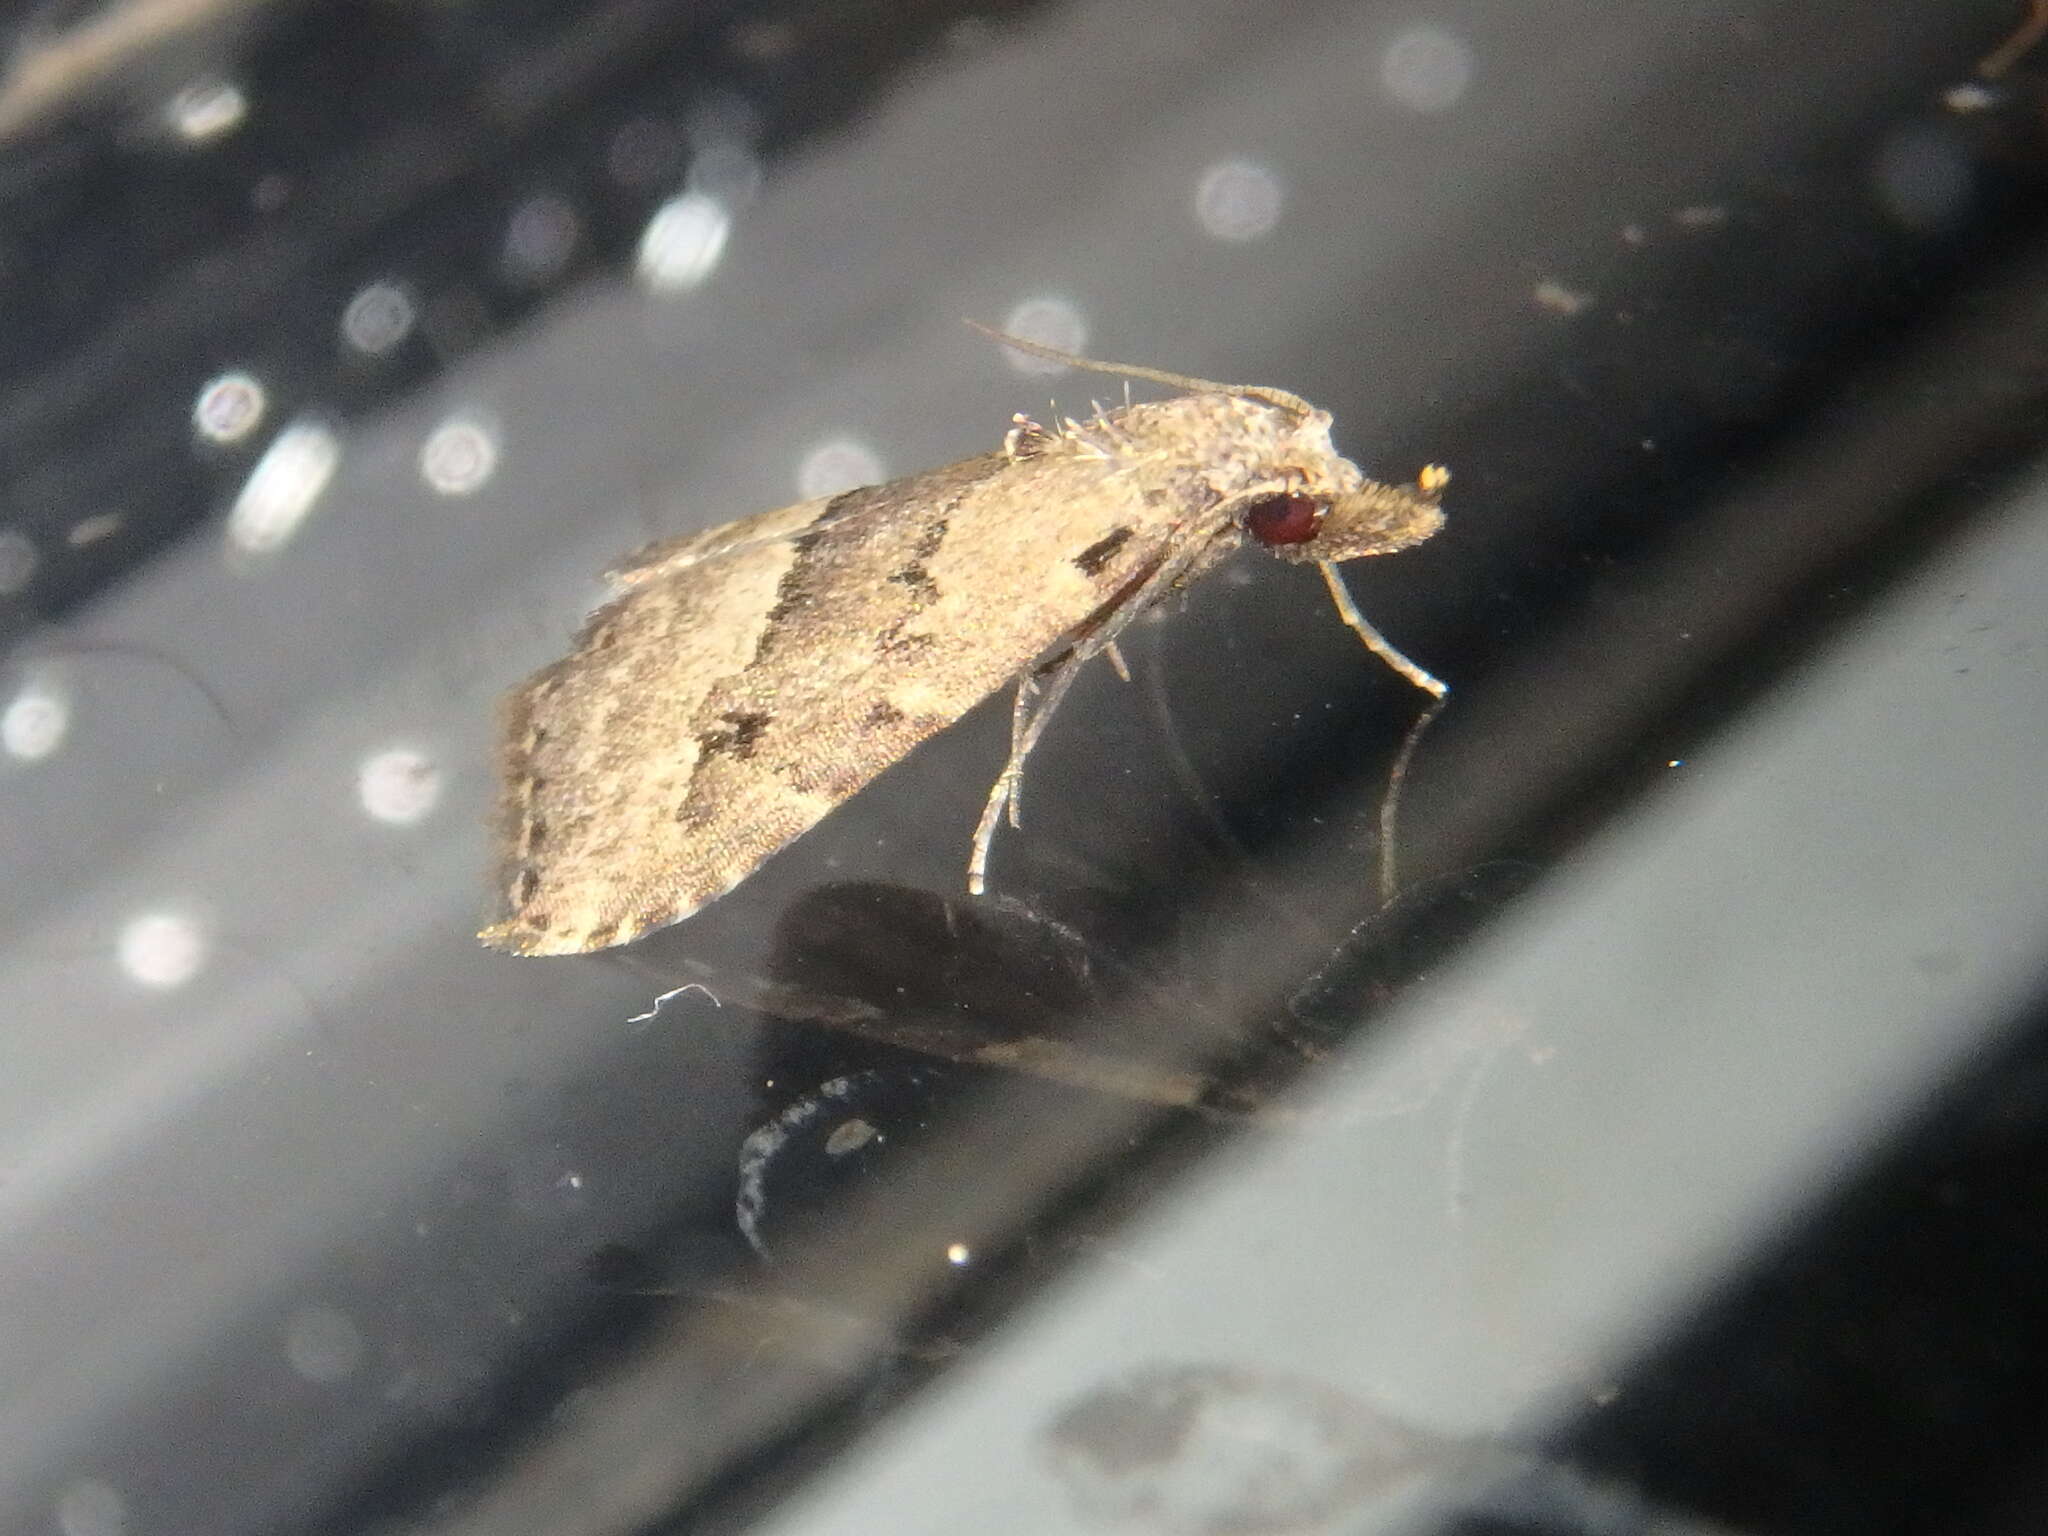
xmin=4 ymin=3 xmax=2048 ymax=1534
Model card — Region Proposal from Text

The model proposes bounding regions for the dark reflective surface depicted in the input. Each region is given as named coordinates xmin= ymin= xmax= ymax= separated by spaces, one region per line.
xmin=5 ymin=2 xmax=2048 ymax=1534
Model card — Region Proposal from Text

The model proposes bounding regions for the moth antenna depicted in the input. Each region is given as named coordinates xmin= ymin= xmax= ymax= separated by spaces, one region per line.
xmin=964 ymin=320 xmax=1313 ymax=418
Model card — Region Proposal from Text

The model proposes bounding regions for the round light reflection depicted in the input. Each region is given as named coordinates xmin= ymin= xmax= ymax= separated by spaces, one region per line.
xmin=358 ymin=746 xmax=442 ymax=825
xmin=340 ymin=282 xmax=417 ymax=356
xmin=1193 ymin=158 xmax=1285 ymax=242
xmin=166 ymin=79 xmax=246 ymax=142
xmin=193 ymin=371 xmax=267 ymax=445
xmin=797 ymin=436 xmax=884 ymax=499
xmin=2 ymin=680 xmax=69 ymax=761
xmin=636 ymin=193 xmax=731 ymax=291
xmin=419 ymin=416 xmax=499 ymax=496
xmin=1380 ymin=25 xmax=1475 ymax=113
xmin=117 ymin=910 xmax=207 ymax=991
xmin=997 ymin=296 xmax=1090 ymax=374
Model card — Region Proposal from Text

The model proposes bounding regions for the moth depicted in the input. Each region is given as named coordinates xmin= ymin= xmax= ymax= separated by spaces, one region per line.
xmin=481 ymin=331 xmax=1448 ymax=956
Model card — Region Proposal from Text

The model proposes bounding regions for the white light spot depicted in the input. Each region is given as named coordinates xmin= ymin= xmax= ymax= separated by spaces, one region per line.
xmin=117 ymin=910 xmax=207 ymax=991
xmin=419 ymin=415 xmax=499 ymax=496
xmin=823 ymin=1117 xmax=879 ymax=1157
xmin=55 ymin=1478 xmax=127 ymax=1536
xmin=501 ymin=194 xmax=581 ymax=287
xmin=686 ymin=142 xmax=764 ymax=207
xmin=1872 ymin=123 xmax=1973 ymax=230
xmin=1380 ymin=25 xmax=1475 ymax=113
xmin=635 ymin=193 xmax=731 ymax=291
xmin=1944 ymin=82 xmax=1999 ymax=114
xmin=66 ymin=512 xmax=122 ymax=547
xmin=358 ymin=746 xmax=442 ymax=825
xmin=165 ymin=79 xmax=246 ymax=142
xmin=0 ymin=528 xmax=38 ymax=594
xmin=996 ymin=296 xmax=1090 ymax=375
xmin=797 ymin=436 xmax=884 ymax=499
xmin=1193 ymin=157 xmax=1285 ymax=242
xmin=3 ymin=680 xmax=69 ymax=761
xmin=340 ymin=281 xmax=417 ymax=356
xmin=193 ymin=370 xmax=267 ymax=444
xmin=946 ymin=1242 xmax=973 ymax=1266
xmin=226 ymin=419 xmax=340 ymax=559
xmin=1672 ymin=203 xmax=1728 ymax=230
xmin=284 ymin=1304 xmax=364 ymax=1383
xmin=1532 ymin=278 xmax=1592 ymax=316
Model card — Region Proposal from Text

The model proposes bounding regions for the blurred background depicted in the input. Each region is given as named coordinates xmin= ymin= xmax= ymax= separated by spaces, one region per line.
xmin=3 ymin=1 xmax=2048 ymax=1532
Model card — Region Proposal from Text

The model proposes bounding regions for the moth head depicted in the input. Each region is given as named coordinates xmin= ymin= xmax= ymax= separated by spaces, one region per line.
xmin=1240 ymin=463 xmax=1449 ymax=564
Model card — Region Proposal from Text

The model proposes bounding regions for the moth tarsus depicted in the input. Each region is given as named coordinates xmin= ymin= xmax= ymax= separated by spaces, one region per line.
xmin=1314 ymin=561 xmax=1447 ymax=699
xmin=482 ymin=332 xmax=1449 ymax=956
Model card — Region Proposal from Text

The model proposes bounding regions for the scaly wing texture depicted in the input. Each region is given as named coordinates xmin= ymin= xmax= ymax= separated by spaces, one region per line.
xmin=482 ymin=411 xmax=1212 ymax=954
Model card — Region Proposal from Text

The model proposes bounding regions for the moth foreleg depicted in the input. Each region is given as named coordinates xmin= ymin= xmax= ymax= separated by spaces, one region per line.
xmin=1314 ymin=561 xmax=1447 ymax=699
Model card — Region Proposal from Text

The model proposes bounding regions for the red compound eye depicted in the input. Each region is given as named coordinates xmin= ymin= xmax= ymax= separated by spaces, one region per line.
xmin=1243 ymin=492 xmax=1324 ymax=547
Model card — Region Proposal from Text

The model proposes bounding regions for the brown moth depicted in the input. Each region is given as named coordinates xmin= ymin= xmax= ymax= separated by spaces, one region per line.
xmin=481 ymin=332 xmax=1447 ymax=956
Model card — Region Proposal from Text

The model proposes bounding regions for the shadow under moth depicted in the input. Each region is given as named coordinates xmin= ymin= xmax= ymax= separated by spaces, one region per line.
xmin=481 ymin=329 xmax=1448 ymax=956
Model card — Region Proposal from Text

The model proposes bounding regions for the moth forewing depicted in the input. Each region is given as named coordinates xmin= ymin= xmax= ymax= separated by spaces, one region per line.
xmin=483 ymin=358 xmax=1448 ymax=957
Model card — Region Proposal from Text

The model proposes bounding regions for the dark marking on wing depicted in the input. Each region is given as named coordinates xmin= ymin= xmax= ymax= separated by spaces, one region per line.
xmin=697 ymin=709 xmax=772 ymax=761
xmin=879 ymin=630 xmax=936 ymax=658
xmin=757 ymin=532 xmax=829 ymax=639
xmin=756 ymin=496 xmax=861 ymax=648
xmin=865 ymin=700 xmax=905 ymax=729
xmin=886 ymin=517 xmax=951 ymax=602
xmin=889 ymin=562 xmax=938 ymax=600
xmin=1073 ymin=526 xmax=1134 ymax=576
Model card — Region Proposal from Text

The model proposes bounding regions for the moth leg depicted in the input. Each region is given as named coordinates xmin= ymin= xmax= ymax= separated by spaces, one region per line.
xmin=1312 ymin=561 xmax=1450 ymax=905
xmin=1315 ymin=561 xmax=1447 ymax=699
xmin=967 ymin=538 xmax=1227 ymax=895
xmin=1002 ymin=672 xmax=1040 ymax=829
xmin=999 ymin=639 xmax=1123 ymax=834
xmin=970 ymin=654 xmax=1090 ymax=893
xmin=1979 ymin=0 xmax=2048 ymax=77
